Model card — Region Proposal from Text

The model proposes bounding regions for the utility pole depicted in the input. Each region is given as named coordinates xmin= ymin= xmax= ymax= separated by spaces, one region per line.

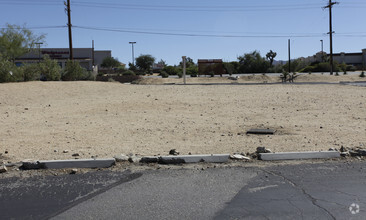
xmin=129 ymin=42 xmax=136 ymax=66
xmin=92 ymin=40 xmax=95 ymax=66
xmin=182 ymin=56 xmax=187 ymax=85
xmin=65 ymin=0 xmax=73 ymax=60
xmin=288 ymin=39 xmax=291 ymax=74
xmin=320 ymin=40 xmax=324 ymax=62
xmin=324 ymin=0 xmax=339 ymax=75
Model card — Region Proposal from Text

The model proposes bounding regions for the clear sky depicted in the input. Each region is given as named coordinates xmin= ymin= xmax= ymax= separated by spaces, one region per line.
xmin=1 ymin=0 xmax=365 ymax=65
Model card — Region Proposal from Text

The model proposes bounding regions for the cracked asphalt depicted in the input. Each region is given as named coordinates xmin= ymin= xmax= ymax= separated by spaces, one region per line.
xmin=1 ymin=161 xmax=365 ymax=219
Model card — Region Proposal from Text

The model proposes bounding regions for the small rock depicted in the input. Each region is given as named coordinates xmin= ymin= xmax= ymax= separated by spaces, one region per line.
xmin=256 ymin=147 xmax=267 ymax=154
xmin=70 ymin=169 xmax=78 ymax=174
xmin=265 ymin=149 xmax=272 ymax=153
xmin=230 ymin=154 xmax=251 ymax=160
xmin=0 ymin=165 xmax=7 ymax=173
xmin=63 ymin=150 xmax=69 ymax=153
xmin=357 ymin=149 xmax=366 ymax=156
xmin=72 ymin=153 xmax=80 ymax=157
xmin=340 ymin=146 xmax=348 ymax=152
xmin=169 ymin=149 xmax=179 ymax=156
xmin=4 ymin=151 xmax=8 ymax=154
xmin=24 ymin=108 xmax=29 ymax=110
xmin=328 ymin=148 xmax=337 ymax=151
xmin=54 ymin=150 xmax=58 ymax=153
xmin=128 ymin=155 xmax=141 ymax=163
xmin=114 ymin=154 xmax=129 ymax=162
xmin=340 ymin=152 xmax=349 ymax=157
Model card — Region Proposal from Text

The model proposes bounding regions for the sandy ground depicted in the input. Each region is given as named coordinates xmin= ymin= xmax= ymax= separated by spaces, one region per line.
xmin=0 ymin=74 xmax=365 ymax=163
xmin=138 ymin=72 xmax=366 ymax=84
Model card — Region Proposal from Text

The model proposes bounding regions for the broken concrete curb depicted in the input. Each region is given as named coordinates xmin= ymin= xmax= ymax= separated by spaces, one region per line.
xmin=22 ymin=158 xmax=116 ymax=170
xmin=259 ymin=151 xmax=340 ymax=161
xmin=159 ymin=154 xmax=230 ymax=164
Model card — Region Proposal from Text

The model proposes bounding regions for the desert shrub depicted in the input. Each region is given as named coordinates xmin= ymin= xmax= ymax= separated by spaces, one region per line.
xmin=39 ymin=55 xmax=61 ymax=81
xmin=186 ymin=66 xmax=198 ymax=77
xmin=22 ymin=63 xmax=40 ymax=81
xmin=123 ymin=70 xmax=135 ymax=76
xmin=177 ymin=72 xmax=183 ymax=78
xmin=301 ymin=65 xmax=315 ymax=73
xmin=108 ymin=78 xmax=116 ymax=82
xmin=346 ymin=65 xmax=357 ymax=72
xmin=267 ymin=64 xmax=284 ymax=73
xmin=160 ymin=71 xmax=169 ymax=78
xmin=360 ymin=71 xmax=365 ymax=77
xmin=0 ymin=59 xmax=23 ymax=82
xmin=61 ymin=60 xmax=88 ymax=81
xmin=163 ymin=65 xmax=179 ymax=75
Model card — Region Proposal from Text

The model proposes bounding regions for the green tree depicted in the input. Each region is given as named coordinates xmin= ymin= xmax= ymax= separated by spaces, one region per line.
xmin=101 ymin=56 xmax=120 ymax=69
xmin=135 ymin=54 xmax=155 ymax=74
xmin=0 ymin=24 xmax=45 ymax=62
xmin=266 ymin=50 xmax=277 ymax=67
xmin=187 ymin=65 xmax=198 ymax=77
xmin=223 ymin=62 xmax=238 ymax=75
xmin=157 ymin=59 xmax=167 ymax=67
xmin=238 ymin=51 xmax=269 ymax=73
xmin=179 ymin=57 xmax=195 ymax=68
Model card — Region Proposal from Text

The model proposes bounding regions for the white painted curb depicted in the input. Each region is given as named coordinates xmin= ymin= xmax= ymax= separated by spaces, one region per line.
xmin=159 ymin=154 xmax=230 ymax=164
xmin=22 ymin=158 xmax=116 ymax=169
xmin=259 ymin=151 xmax=340 ymax=161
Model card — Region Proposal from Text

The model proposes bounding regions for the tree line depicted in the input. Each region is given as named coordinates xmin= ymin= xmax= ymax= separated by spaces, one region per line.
xmin=0 ymin=24 xmax=93 ymax=83
xmin=1 ymin=24 xmax=363 ymax=83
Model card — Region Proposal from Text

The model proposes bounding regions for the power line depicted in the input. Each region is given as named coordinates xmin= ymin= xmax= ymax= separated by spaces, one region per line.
xmin=73 ymin=25 xmax=325 ymax=38
xmin=0 ymin=25 xmax=67 ymax=29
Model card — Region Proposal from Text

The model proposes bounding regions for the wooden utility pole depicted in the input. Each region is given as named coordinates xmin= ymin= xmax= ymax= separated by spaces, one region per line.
xmin=92 ymin=40 xmax=95 ymax=66
xmin=288 ymin=39 xmax=291 ymax=74
xmin=182 ymin=56 xmax=187 ymax=85
xmin=324 ymin=0 xmax=338 ymax=75
xmin=66 ymin=0 xmax=73 ymax=60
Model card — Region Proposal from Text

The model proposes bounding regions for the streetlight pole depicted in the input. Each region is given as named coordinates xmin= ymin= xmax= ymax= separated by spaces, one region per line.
xmin=320 ymin=40 xmax=324 ymax=62
xmin=35 ymin=42 xmax=43 ymax=63
xmin=129 ymin=42 xmax=136 ymax=66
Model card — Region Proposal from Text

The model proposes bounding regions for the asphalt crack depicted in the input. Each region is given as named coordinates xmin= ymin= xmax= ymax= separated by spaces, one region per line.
xmin=261 ymin=169 xmax=336 ymax=220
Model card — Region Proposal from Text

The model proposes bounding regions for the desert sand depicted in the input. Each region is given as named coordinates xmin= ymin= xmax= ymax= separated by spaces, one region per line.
xmin=0 ymin=74 xmax=365 ymax=163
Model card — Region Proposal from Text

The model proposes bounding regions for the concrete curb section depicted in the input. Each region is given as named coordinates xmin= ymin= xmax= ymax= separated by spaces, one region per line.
xmin=259 ymin=151 xmax=340 ymax=161
xmin=158 ymin=154 xmax=230 ymax=164
xmin=22 ymin=158 xmax=116 ymax=170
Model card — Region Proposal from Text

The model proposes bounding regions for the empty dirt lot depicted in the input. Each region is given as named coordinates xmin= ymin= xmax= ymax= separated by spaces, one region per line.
xmin=0 ymin=74 xmax=365 ymax=162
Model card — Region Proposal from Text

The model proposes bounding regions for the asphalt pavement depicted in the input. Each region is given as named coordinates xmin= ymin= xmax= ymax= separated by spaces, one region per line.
xmin=1 ymin=161 xmax=366 ymax=220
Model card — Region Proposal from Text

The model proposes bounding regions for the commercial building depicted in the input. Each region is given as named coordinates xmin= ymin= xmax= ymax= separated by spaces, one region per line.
xmin=306 ymin=49 xmax=366 ymax=68
xmin=15 ymin=48 xmax=112 ymax=71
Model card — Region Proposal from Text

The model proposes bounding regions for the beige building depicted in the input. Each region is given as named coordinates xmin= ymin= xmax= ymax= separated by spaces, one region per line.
xmin=15 ymin=48 xmax=111 ymax=71
xmin=305 ymin=49 xmax=366 ymax=68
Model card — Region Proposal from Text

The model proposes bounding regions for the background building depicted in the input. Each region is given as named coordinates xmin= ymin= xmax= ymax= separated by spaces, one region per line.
xmin=305 ymin=49 xmax=366 ymax=68
xmin=15 ymin=48 xmax=111 ymax=70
